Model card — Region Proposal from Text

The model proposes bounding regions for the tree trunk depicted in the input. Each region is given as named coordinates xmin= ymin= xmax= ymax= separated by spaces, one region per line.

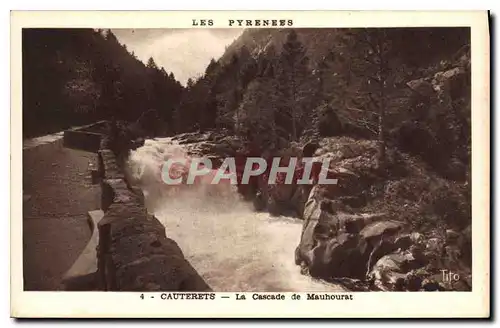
xmin=376 ymin=31 xmax=387 ymax=170
xmin=377 ymin=107 xmax=386 ymax=169
xmin=291 ymin=108 xmax=297 ymax=141
xmin=234 ymin=88 xmax=239 ymax=133
xmin=291 ymin=80 xmax=297 ymax=142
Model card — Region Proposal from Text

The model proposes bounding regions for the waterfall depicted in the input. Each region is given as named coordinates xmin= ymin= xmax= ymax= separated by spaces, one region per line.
xmin=126 ymin=137 xmax=343 ymax=292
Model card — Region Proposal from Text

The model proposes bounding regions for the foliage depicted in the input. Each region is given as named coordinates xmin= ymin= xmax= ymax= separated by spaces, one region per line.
xmin=22 ymin=28 xmax=183 ymax=138
xmin=175 ymin=27 xmax=470 ymax=182
xmin=23 ymin=27 xmax=471 ymax=185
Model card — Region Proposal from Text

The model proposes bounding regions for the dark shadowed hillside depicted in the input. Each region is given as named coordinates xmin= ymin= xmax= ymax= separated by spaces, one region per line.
xmin=175 ymin=28 xmax=470 ymax=178
xmin=22 ymin=28 xmax=184 ymax=138
xmin=221 ymin=28 xmax=469 ymax=71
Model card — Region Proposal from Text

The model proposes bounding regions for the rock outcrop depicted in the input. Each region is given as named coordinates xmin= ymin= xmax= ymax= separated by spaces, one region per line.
xmin=403 ymin=46 xmax=471 ymax=182
xmin=146 ymin=125 xmax=471 ymax=292
xmin=294 ymin=135 xmax=471 ymax=291
xmin=295 ymin=183 xmax=402 ymax=280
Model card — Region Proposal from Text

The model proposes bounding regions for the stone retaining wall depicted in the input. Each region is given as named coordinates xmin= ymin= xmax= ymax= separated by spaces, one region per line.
xmin=63 ymin=130 xmax=102 ymax=153
xmin=96 ymin=140 xmax=211 ymax=291
xmin=63 ymin=122 xmax=211 ymax=291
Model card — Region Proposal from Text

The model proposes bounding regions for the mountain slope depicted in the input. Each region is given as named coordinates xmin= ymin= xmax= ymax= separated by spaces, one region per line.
xmin=221 ymin=27 xmax=469 ymax=71
xmin=22 ymin=28 xmax=184 ymax=138
xmin=220 ymin=28 xmax=343 ymax=68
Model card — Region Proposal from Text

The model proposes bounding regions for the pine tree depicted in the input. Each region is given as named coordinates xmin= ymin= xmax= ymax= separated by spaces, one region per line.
xmin=276 ymin=30 xmax=310 ymax=141
xmin=231 ymin=54 xmax=242 ymax=132
xmin=147 ymin=57 xmax=158 ymax=70
xmin=304 ymin=53 xmax=335 ymax=141
xmin=205 ymin=58 xmax=219 ymax=76
xmin=22 ymin=28 xmax=186 ymax=137
xmin=237 ymin=77 xmax=279 ymax=152
xmin=214 ymin=53 xmax=243 ymax=132
xmin=341 ymin=28 xmax=393 ymax=167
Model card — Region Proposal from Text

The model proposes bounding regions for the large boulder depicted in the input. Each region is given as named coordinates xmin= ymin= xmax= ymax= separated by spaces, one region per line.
xmin=432 ymin=66 xmax=468 ymax=102
xmin=368 ymin=250 xmax=423 ymax=291
xmin=317 ymin=104 xmax=343 ymax=137
xmin=310 ymin=138 xmax=383 ymax=211
xmin=406 ymin=78 xmax=435 ymax=98
xmin=366 ymin=225 xmax=472 ymax=291
xmin=294 ymin=184 xmax=405 ymax=280
xmin=292 ymin=132 xmax=471 ymax=290
xmin=403 ymin=51 xmax=470 ymax=183
xmin=368 ymin=251 xmax=472 ymax=291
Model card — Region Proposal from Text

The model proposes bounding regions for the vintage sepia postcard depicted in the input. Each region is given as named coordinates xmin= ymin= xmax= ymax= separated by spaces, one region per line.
xmin=10 ymin=10 xmax=490 ymax=318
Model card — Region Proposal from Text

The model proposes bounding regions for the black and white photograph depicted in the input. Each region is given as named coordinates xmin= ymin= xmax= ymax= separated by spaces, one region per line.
xmin=11 ymin=10 xmax=490 ymax=318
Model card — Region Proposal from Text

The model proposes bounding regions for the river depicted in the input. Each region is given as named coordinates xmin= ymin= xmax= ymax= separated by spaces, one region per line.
xmin=126 ymin=137 xmax=344 ymax=292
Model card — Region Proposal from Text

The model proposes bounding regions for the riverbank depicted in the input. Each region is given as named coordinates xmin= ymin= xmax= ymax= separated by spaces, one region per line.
xmin=125 ymin=130 xmax=472 ymax=292
xmin=127 ymin=137 xmax=346 ymax=292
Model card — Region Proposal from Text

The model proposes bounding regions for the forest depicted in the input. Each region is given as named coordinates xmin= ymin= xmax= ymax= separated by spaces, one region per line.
xmin=22 ymin=27 xmax=473 ymax=291
xmin=169 ymin=28 xmax=470 ymax=182
xmin=22 ymin=28 xmax=183 ymax=138
xmin=23 ymin=27 xmax=470 ymax=182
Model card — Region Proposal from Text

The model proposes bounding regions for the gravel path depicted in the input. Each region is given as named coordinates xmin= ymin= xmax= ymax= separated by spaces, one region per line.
xmin=22 ymin=142 xmax=101 ymax=290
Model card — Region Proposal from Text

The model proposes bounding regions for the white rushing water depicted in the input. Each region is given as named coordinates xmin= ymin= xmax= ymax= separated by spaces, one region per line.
xmin=127 ymin=138 xmax=344 ymax=292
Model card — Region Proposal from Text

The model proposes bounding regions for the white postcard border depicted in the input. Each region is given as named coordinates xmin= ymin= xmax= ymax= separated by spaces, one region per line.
xmin=10 ymin=10 xmax=490 ymax=318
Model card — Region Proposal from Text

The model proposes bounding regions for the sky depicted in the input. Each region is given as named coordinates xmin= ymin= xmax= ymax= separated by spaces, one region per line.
xmin=112 ymin=29 xmax=244 ymax=85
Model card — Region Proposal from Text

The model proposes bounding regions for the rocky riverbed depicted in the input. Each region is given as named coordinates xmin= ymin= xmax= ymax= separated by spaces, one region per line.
xmin=122 ymin=130 xmax=471 ymax=292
